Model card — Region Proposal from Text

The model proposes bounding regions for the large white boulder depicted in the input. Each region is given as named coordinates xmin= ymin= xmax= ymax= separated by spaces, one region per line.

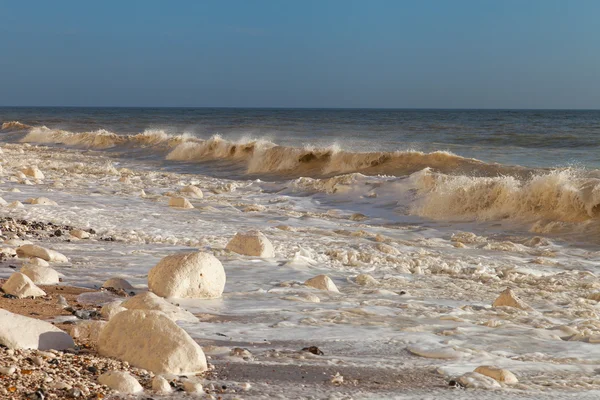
xmin=98 ymin=371 xmax=143 ymax=394
xmin=226 ymin=230 xmax=275 ymax=258
xmin=20 ymin=265 xmax=60 ymax=285
xmin=168 ymin=197 xmax=194 ymax=209
xmin=2 ymin=272 xmax=46 ymax=298
xmin=180 ymin=185 xmax=204 ymax=199
xmin=98 ymin=309 xmax=208 ymax=375
xmin=0 ymin=309 xmax=74 ymax=350
xmin=21 ymin=166 xmax=45 ymax=180
xmin=121 ymin=292 xmax=198 ymax=322
xmin=148 ymin=251 xmax=226 ymax=299
xmin=304 ymin=274 xmax=339 ymax=292
xmin=16 ymin=244 xmax=68 ymax=263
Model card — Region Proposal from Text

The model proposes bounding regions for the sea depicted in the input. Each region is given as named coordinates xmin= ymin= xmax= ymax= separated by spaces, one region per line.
xmin=2 ymin=107 xmax=600 ymax=398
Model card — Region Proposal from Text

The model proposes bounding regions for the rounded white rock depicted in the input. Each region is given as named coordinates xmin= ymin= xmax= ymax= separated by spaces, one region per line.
xmin=0 ymin=309 xmax=74 ymax=350
xmin=148 ymin=251 xmax=226 ymax=299
xmin=98 ymin=309 xmax=208 ymax=375
xmin=2 ymin=272 xmax=46 ymax=298
xmin=168 ymin=196 xmax=194 ymax=209
xmin=21 ymin=166 xmax=45 ymax=180
xmin=16 ymin=244 xmax=68 ymax=263
xmin=304 ymin=274 xmax=339 ymax=292
xmin=102 ymin=278 xmax=134 ymax=291
xmin=20 ymin=265 xmax=60 ymax=285
xmin=226 ymin=230 xmax=275 ymax=258
xmin=121 ymin=291 xmax=198 ymax=322
xmin=98 ymin=371 xmax=143 ymax=394
xmin=70 ymin=229 xmax=90 ymax=239
xmin=474 ymin=366 xmax=518 ymax=384
xmin=179 ymin=185 xmax=204 ymax=199
xmin=152 ymin=375 xmax=172 ymax=393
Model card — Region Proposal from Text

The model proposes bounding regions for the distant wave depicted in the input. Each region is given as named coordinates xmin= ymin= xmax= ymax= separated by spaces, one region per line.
xmin=4 ymin=122 xmax=536 ymax=178
xmin=1 ymin=121 xmax=31 ymax=130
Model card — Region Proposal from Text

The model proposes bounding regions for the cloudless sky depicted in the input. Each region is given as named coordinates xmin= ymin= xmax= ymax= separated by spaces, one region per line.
xmin=0 ymin=0 xmax=599 ymax=108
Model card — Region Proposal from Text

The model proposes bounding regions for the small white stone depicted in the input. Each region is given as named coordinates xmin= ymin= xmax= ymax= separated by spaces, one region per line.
xmin=102 ymin=277 xmax=134 ymax=290
xmin=70 ymin=229 xmax=90 ymax=239
xmin=226 ymin=230 xmax=275 ymax=258
xmin=474 ymin=366 xmax=518 ymax=384
xmin=456 ymin=372 xmax=501 ymax=389
xmin=183 ymin=380 xmax=203 ymax=393
xmin=20 ymin=265 xmax=60 ymax=285
xmin=21 ymin=166 xmax=45 ymax=180
xmin=169 ymin=196 xmax=194 ymax=209
xmin=98 ymin=371 xmax=143 ymax=394
xmin=304 ymin=274 xmax=339 ymax=292
xmin=16 ymin=244 xmax=68 ymax=263
xmin=179 ymin=185 xmax=204 ymax=199
xmin=493 ymin=288 xmax=531 ymax=310
xmin=27 ymin=197 xmax=58 ymax=206
xmin=152 ymin=375 xmax=172 ymax=393
xmin=0 ymin=366 xmax=16 ymax=375
xmin=7 ymin=201 xmax=24 ymax=209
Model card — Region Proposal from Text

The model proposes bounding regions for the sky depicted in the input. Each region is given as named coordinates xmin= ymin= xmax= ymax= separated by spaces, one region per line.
xmin=0 ymin=0 xmax=599 ymax=109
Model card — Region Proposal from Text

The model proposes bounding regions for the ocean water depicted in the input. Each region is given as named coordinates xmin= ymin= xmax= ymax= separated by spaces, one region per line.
xmin=3 ymin=108 xmax=600 ymax=398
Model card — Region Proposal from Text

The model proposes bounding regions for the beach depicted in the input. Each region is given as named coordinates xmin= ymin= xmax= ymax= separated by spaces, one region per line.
xmin=2 ymin=109 xmax=600 ymax=399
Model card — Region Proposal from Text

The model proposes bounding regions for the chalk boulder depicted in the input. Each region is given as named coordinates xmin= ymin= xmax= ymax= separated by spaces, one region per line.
xmin=180 ymin=185 xmax=204 ymax=199
xmin=20 ymin=265 xmax=60 ymax=285
xmin=148 ymin=251 xmax=226 ymax=299
xmin=121 ymin=291 xmax=198 ymax=322
xmin=16 ymin=244 xmax=68 ymax=263
xmin=169 ymin=197 xmax=194 ymax=209
xmin=304 ymin=274 xmax=339 ymax=292
xmin=102 ymin=278 xmax=134 ymax=291
xmin=355 ymin=273 xmax=379 ymax=286
xmin=68 ymin=320 xmax=107 ymax=343
xmin=2 ymin=272 xmax=46 ymax=298
xmin=226 ymin=230 xmax=274 ymax=258
xmin=98 ymin=371 xmax=143 ymax=394
xmin=492 ymin=288 xmax=531 ymax=310
xmin=0 ymin=197 xmax=7 ymax=206
xmin=474 ymin=366 xmax=518 ymax=384
xmin=98 ymin=309 xmax=208 ymax=375
xmin=7 ymin=201 xmax=24 ymax=209
xmin=21 ymin=166 xmax=45 ymax=180
xmin=0 ymin=309 xmax=75 ymax=350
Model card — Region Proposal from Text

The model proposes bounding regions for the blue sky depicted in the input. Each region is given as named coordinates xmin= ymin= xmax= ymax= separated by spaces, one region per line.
xmin=0 ymin=0 xmax=598 ymax=108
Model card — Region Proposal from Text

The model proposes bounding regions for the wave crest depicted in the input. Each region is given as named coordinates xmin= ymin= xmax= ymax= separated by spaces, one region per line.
xmin=1 ymin=121 xmax=32 ymax=130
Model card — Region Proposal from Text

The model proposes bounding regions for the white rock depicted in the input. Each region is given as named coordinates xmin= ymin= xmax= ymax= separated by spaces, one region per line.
xmin=27 ymin=197 xmax=58 ymax=206
xmin=152 ymin=375 xmax=172 ymax=393
xmin=474 ymin=366 xmax=518 ymax=384
xmin=492 ymin=288 xmax=531 ymax=310
xmin=304 ymin=275 xmax=339 ymax=292
xmin=376 ymin=243 xmax=399 ymax=255
xmin=68 ymin=321 xmax=107 ymax=343
xmin=456 ymin=372 xmax=502 ymax=389
xmin=102 ymin=278 xmax=134 ymax=290
xmin=121 ymin=292 xmax=198 ymax=322
xmin=9 ymin=188 xmax=21 ymax=192
xmin=98 ymin=371 xmax=143 ymax=394
xmin=101 ymin=301 xmax=127 ymax=320
xmin=0 ymin=197 xmax=7 ymax=206
xmin=20 ymin=265 xmax=60 ymax=285
xmin=70 ymin=229 xmax=90 ymax=239
xmin=21 ymin=166 xmax=45 ymax=180
xmin=183 ymin=380 xmax=203 ymax=393
xmin=226 ymin=230 xmax=275 ymax=258
xmin=0 ymin=309 xmax=75 ymax=350
xmin=0 ymin=366 xmax=16 ymax=375
xmin=2 ymin=272 xmax=46 ymax=298
xmin=7 ymin=201 xmax=24 ymax=209
xmin=24 ymin=257 xmax=50 ymax=267
xmin=355 ymin=273 xmax=379 ymax=286
xmin=16 ymin=244 xmax=68 ymax=263
xmin=180 ymin=185 xmax=204 ymax=199
xmin=168 ymin=196 xmax=194 ymax=209
xmin=148 ymin=251 xmax=226 ymax=299
xmin=98 ymin=309 xmax=208 ymax=375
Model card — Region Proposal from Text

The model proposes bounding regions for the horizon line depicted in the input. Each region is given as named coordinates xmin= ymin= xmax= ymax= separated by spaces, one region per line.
xmin=0 ymin=105 xmax=599 ymax=111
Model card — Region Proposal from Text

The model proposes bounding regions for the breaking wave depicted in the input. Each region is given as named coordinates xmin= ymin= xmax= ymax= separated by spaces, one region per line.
xmin=5 ymin=122 xmax=535 ymax=178
xmin=1 ymin=121 xmax=31 ymax=130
